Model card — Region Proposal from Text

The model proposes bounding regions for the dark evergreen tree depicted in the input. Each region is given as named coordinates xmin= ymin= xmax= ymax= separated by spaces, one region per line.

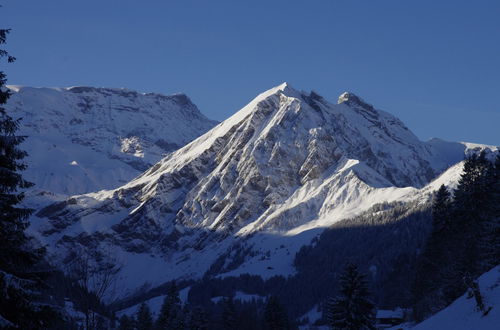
xmin=480 ymin=153 xmax=500 ymax=269
xmin=448 ymin=152 xmax=499 ymax=313
xmin=412 ymin=185 xmax=454 ymax=319
xmin=186 ymin=305 xmax=209 ymax=330
xmin=221 ymin=296 xmax=237 ymax=330
xmin=413 ymin=152 xmax=500 ymax=321
xmin=491 ymin=155 xmax=500 ymax=259
xmin=155 ymin=282 xmax=184 ymax=330
xmin=0 ymin=27 xmax=63 ymax=329
xmin=110 ymin=311 xmax=117 ymax=329
xmin=118 ymin=315 xmax=135 ymax=330
xmin=238 ymin=300 xmax=261 ymax=330
xmin=432 ymin=185 xmax=451 ymax=232
xmin=451 ymin=152 xmax=493 ymax=284
xmin=326 ymin=263 xmax=375 ymax=330
xmin=263 ymin=296 xmax=289 ymax=330
xmin=0 ymin=29 xmax=39 ymax=273
xmin=136 ymin=303 xmax=153 ymax=330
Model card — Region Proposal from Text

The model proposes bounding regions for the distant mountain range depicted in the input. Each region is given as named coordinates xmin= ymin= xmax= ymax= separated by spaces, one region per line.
xmin=6 ymin=85 xmax=217 ymax=196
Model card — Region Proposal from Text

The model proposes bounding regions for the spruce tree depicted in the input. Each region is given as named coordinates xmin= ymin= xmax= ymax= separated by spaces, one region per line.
xmin=326 ymin=263 xmax=375 ymax=330
xmin=0 ymin=28 xmax=38 ymax=278
xmin=412 ymin=185 xmax=454 ymax=320
xmin=481 ymin=153 xmax=500 ymax=269
xmin=136 ymin=303 xmax=153 ymax=330
xmin=155 ymin=282 xmax=184 ymax=330
xmin=0 ymin=27 xmax=61 ymax=329
xmin=412 ymin=152 xmax=500 ymax=321
xmin=452 ymin=152 xmax=492 ymax=278
xmin=118 ymin=315 xmax=135 ymax=330
xmin=186 ymin=305 xmax=209 ymax=330
xmin=221 ymin=296 xmax=237 ymax=330
xmin=263 ymin=295 xmax=289 ymax=330
xmin=448 ymin=152 xmax=498 ymax=310
xmin=432 ymin=185 xmax=451 ymax=232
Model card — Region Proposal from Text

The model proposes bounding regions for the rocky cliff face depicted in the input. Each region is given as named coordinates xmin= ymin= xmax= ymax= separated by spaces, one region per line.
xmin=31 ymin=83 xmax=496 ymax=292
xmin=6 ymin=85 xmax=217 ymax=195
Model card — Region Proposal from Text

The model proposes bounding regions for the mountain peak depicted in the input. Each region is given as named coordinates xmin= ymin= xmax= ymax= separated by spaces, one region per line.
xmin=265 ymin=82 xmax=298 ymax=97
xmin=338 ymin=91 xmax=374 ymax=110
xmin=277 ymin=81 xmax=291 ymax=90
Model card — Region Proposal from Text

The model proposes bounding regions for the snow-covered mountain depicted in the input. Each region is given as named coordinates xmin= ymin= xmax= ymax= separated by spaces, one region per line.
xmin=5 ymin=85 xmax=218 ymax=196
xmin=31 ymin=83 xmax=497 ymax=295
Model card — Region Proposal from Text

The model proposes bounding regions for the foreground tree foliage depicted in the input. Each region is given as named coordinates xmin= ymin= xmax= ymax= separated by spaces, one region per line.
xmin=413 ymin=152 xmax=500 ymax=321
xmin=0 ymin=28 xmax=35 ymax=283
xmin=326 ymin=263 xmax=375 ymax=330
xmin=0 ymin=28 xmax=67 ymax=329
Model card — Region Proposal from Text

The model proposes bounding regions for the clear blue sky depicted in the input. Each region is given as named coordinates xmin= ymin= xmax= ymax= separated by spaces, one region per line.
xmin=2 ymin=0 xmax=499 ymax=145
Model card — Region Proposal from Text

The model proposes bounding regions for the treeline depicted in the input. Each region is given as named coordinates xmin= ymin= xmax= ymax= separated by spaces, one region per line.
xmin=117 ymin=282 xmax=295 ymax=330
xmin=412 ymin=152 xmax=500 ymax=321
xmin=118 ymin=263 xmax=379 ymax=330
xmin=292 ymin=200 xmax=432 ymax=314
xmin=170 ymin=199 xmax=432 ymax=327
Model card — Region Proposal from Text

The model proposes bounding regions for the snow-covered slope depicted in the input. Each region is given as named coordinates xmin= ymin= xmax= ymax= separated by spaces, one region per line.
xmin=413 ymin=266 xmax=500 ymax=330
xmin=31 ymin=83 xmax=497 ymax=293
xmin=6 ymin=86 xmax=217 ymax=195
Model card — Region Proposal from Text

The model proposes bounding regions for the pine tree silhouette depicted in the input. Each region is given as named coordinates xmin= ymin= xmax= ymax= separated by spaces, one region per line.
xmin=327 ymin=263 xmax=375 ymax=330
xmin=156 ymin=282 xmax=184 ymax=329
xmin=136 ymin=303 xmax=153 ymax=330
xmin=263 ymin=295 xmax=289 ymax=330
